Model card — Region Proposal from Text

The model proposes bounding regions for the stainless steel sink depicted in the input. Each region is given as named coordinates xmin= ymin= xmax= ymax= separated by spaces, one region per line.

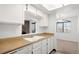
xmin=23 ymin=35 xmax=33 ymax=38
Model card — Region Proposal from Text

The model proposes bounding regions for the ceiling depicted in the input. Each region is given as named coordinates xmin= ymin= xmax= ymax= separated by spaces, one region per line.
xmin=42 ymin=4 xmax=69 ymax=11
xmin=32 ymin=4 xmax=79 ymax=19
xmin=32 ymin=4 xmax=70 ymax=14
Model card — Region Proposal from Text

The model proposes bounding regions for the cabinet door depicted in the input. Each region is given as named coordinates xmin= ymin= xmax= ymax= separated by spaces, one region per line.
xmin=47 ymin=38 xmax=51 ymax=53
xmin=0 ymin=5 xmax=24 ymax=24
xmin=39 ymin=13 xmax=48 ymax=27
xmin=41 ymin=39 xmax=47 ymax=54
xmin=33 ymin=47 xmax=41 ymax=54
xmin=12 ymin=47 xmax=28 ymax=54
xmin=25 ymin=5 xmax=36 ymax=19
xmin=42 ymin=45 xmax=47 ymax=54
xmin=37 ymin=9 xmax=43 ymax=17
xmin=33 ymin=41 xmax=41 ymax=54
xmin=43 ymin=14 xmax=48 ymax=26
xmin=28 ymin=5 xmax=36 ymax=14
xmin=9 ymin=45 xmax=32 ymax=54
xmin=50 ymin=37 xmax=54 ymax=51
xmin=33 ymin=41 xmax=41 ymax=49
xmin=26 ymin=45 xmax=33 ymax=54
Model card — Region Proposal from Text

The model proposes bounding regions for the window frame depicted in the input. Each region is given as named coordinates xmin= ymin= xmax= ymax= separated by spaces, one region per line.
xmin=56 ymin=20 xmax=71 ymax=33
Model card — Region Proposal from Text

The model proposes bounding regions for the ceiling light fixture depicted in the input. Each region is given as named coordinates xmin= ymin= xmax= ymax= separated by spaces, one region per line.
xmin=42 ymin=4 xmax=69 ymax=11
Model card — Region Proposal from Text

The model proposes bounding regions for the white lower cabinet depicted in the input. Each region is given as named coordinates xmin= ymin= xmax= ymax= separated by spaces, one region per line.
xmin=8 ymin=45 xmax=32 ymax=54
xmin=47 ymin=38 xmax=51 ymax=53
xmin=15 ymin=48 xmax=28 ymax=54
xmin=33 ymin=47 xmax=41 ymax=54
xmin=8 ymin=36 xmax=54 ymax=54
xmin=26 ymin=45 xmax=33 ymax=54
xmin=41 ymin=39 xmax=47 ymax=54
xmin=41 ymin=46 xmax=47 ymax=54
xmin=50 ymin=37 xmax=54 ymax=51
xmin=33 ymin=41 xmax=41 ymax=54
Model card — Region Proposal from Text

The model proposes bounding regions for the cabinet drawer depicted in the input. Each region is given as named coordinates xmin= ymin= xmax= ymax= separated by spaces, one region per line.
xmin=15 ymin=45 xmax=32 ymax=54
xmin=9 ymin=48 xmax=27 ymax=54
xmin=27 ymin=45 xmax=32 ymax=51
xmin=33 ymin=41 xmax=41 ymax=48
xmin=8 ymin=45 xmax=32 ymax=54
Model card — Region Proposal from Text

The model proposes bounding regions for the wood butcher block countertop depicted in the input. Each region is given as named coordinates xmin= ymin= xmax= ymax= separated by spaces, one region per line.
xmin=0 ymin=32 xmax=54 ymax=54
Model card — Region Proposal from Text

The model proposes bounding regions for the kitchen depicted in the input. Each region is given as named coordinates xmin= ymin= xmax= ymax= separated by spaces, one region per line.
xmin=0 ymin=4 xmax=79 ymax=54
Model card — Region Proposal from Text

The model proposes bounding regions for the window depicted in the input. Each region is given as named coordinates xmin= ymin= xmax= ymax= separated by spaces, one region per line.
xmin=56 ymin=20 xmax=71 ymax=33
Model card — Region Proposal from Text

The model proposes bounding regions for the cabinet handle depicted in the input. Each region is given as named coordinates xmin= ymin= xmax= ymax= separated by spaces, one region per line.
xmin=32 ymin=51 xmax=33 ymax=54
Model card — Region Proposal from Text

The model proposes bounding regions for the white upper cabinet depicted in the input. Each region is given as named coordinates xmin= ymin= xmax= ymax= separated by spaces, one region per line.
xmin=37 ymin=9 xmax=43 ymax=17
xmin=24 ymin=4 xmax=48 ymax=26
xmin=0 ymin=4 xmax=25 ymax=24
xmin=25 ymin=4 xmax=42 ymax=20
xmin=25 ymin=4 xmax=36 ymax=20
xmin=28 ymin=5 xmax=36 ymax=15
xmin=39 ymin=12 xmax=48 ymax=27
xmin=44 ymin=13 xmax=48 ymax=27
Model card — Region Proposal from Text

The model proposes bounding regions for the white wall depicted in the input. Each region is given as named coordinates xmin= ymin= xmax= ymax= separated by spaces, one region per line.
xmin=48 ymin=13 xmax=57 ymax=49
xmin=48 ymin=5 xmax=79 ymax=49
xmin=55 ymin=16 xmax=78 ymax=42
xmin=48 ymin=13 xmax=56 ymax=33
